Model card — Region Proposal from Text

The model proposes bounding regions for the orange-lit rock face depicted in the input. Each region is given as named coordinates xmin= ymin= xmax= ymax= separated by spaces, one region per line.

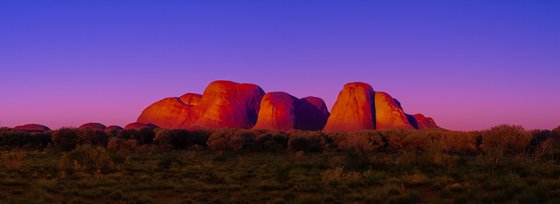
xmin=374 ymin=92 xmax=414 ymax=130
xmin=253 ymin=92 xmax=299 ymax=131
xmin=323 ymin=82 xmax=376 ymax=132
xmin=125 ymin=122 xmax=158 ymax=130
xmin=413 ymin=114 xmax=430 ymax=129
xmin=253 ymin=94 xmax=330 ymax=131
xmin=13 ymin=124 xmax=50 ymax=132
xmin=79 ymin=123 xmax=106 ymax=131
xmin=297 ymin=97 xmax=330 ymax=131
xmin=179 ymin=93 xmax=202 ymax=105
xmin=137 ymin=97 xmax=192 ymax=129
xmin=189 ymin=80 xmax=265 ymax=129
xmin=413 ymin=114 xmax=437 ymax=129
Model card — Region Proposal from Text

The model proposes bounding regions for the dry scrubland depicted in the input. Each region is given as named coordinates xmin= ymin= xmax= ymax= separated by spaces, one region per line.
xmin=1 ymin=125 xmax=560 ymax=203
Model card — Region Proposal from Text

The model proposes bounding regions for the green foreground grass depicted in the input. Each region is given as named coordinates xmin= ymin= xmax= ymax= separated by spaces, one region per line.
xmin=1 ymin=150 xmax=560 ymax=204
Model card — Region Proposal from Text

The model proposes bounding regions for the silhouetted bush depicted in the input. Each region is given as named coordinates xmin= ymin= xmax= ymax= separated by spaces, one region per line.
xmin=107 ymin=137 xmax=139 ymax=153
xmin=154 ymin=129 xmax=209 ymax=150
xmin=52 ymin=128 xmax=80 ymax=151
xmin=118 ymin=128 xmax=154 ymax=145
xmin=288 ymin=137 xmax=311 ymax=152
xmin=481 ymin=125 xmax=532 ymax=155
xmin=253 ymin=130 xmax=288 ymax=152
xmin=287 ymin=131 xmax=328 ymax=152
xmin=0 ymin=129 xmax=48 ymax=150
xmin=104 ymin=127 xmax=123 ymax=137
xmin=207 ymin=129 xmax=255 ymax=151
xmin=78 ymin=129 xmax=108 ymax=146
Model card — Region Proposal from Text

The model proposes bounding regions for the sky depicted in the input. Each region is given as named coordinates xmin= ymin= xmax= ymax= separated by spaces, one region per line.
xmin=1 ymin=0 xmax=559 ymax=131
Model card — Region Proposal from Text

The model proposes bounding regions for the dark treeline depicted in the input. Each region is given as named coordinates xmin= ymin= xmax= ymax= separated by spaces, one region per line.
xmin=1 ymin=125 xmax=559 ymax=159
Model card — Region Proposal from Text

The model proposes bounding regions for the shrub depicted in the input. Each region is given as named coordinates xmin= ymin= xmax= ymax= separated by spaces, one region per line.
xmin=207 ymin=129 xmax=255 ymax=151
xmin=1 ymin=150 xmax=24 ymax=170
xmin=287 ymin=130 xmax=327 ymax=152
xmin=254 ymin=130 xmax=288 ymax=152
xmin=0 ymin=129 xmax=47 ymax=149
xmin=330 ymin=131 xmax=384 ymax=154
xmin=78 ymin=129 xmax=108 ymax=146
xmin=157 ymin=154 xmax=182 ymax=170
xmin=320 ymin=166 xmax=363 ymax=186
xmin=59 ymin=145 xmax=118 ymax=175
xmin=154 ymin=129 xmax=206 ymax=150
xmin=107 ymin=137 xmax=138 ymax=153
xmin=118 ymin=129 xmax=154 ymax=145
xmin=399 ymin=130 xmax=442 ymax=153
xmin=288 ymin=137 xmax=310 ymax=152
xmin=52 ymin=128 xmax=80 ymax=151
xmin=439 ymin=130 xmax=479 ymax=154
xmin=481 ymin=125 xmax=532 ymax=155
xmin=422 ymin=140 xmax=456 ymax=169
xmin=321 ymin=166 xmax=344 ymax=185
xmin=379 ymin=129 xmax=413 ymax=152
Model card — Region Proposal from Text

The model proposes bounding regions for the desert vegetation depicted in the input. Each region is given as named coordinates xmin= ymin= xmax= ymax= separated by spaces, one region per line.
xmin=0 ymin=125 xmax=560 ymax=203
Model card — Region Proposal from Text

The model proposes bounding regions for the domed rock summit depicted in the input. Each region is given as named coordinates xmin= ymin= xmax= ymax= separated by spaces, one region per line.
xmin=253 ymin=92 xmax=330 ymax=131
xmin=323 ymin=82 xmax=377 ymax=132
xmin=137 ymin=80 xmax=437 ymax=131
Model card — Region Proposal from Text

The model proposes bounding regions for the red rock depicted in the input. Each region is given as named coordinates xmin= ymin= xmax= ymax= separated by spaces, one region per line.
xmin=323 ymin=82 xmax=376 ymax=132
xmin=179 ymin=93 xmax=202 ymax=105
xmin=79 ymin=123 xmax=107 ymax=131
xmin=297 ymin=97 xmax=330 ymax=131
xmin=374 ymin=92 xmax=414 ymax=130
xmin=426 ymin=117 xmax=437 ymax=128
xmin=253 ymin=92 xmax=299 ymax=131
xmin=413 ymin=114 xmax=437 ymax=129
xmin=105 ymin=125 xmax=124 ymax=132
xmin=189 ymin=80 xmax=265 ymax=129
xmin=125 ymin=122 xmax=158 ymax=130
xmin=406 ymin=114 xmax=419 ymax=129
xmin=13 ymin=124 xmax=50 ymax=132
xmin=137 ymin=97 xmax=193 ymax=129
xmin=413 ymin=114 xmax=430 ymax=129
xmin=253 ymin=93 xmax=330 ymax=131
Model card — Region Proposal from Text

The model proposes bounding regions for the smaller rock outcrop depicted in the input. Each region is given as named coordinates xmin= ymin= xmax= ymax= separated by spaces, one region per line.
xmin=13 ymin=124 xmax=50 ymax=132
xmin=79 ymin=123 xmax=107 ymax=131
xmin=125 ymin=122 xmax=158 ymax=130
xmin=374 ymin=92 xmax=414 ymax=130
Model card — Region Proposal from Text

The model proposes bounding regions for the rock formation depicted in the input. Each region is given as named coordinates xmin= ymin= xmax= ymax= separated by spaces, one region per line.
xmin=323 ymin=82 xmax=376 ymax=132
xmin=427 ymin=117 xmax=437 ymax=128
xmin=125 ymin=122 xmax=158 ymax=130
xmin=412 ymin=114 xmax=438 ymax=129
xmin=374 ymin=92 xmax=414 ymax=130
xmin=136 ymin=80 xmax=437 ymax=131
xmin=79 ymin=123 xmax=107 ymax=131
xmin=179 ymin=93 xmax=202 ymax=105
xmin=406 ymin=114 xmax=419 ymax=129
xmin=13 ymin=124 xmax=50 ymax=132
xmin=188 ymin=80 xmax=265 ymax=129
xmin=253 ymin=92 xmax=299 ymax=131
xmin=253 ymin=93 xmax=331 ymax=131
xmin=137 ymin=97 xmax=193 ymax=129
xmin=297 ymin=97 xmax=330 ymax=131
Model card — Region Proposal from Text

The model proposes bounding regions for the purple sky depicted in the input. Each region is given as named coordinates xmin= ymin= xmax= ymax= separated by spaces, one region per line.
xmin=1 ymin=1 xmax=559 ymax=131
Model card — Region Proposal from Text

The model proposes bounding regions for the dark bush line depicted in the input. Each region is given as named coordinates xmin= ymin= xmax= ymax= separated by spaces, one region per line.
xmin=1 ymin=125 xmax=560 ymax=157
